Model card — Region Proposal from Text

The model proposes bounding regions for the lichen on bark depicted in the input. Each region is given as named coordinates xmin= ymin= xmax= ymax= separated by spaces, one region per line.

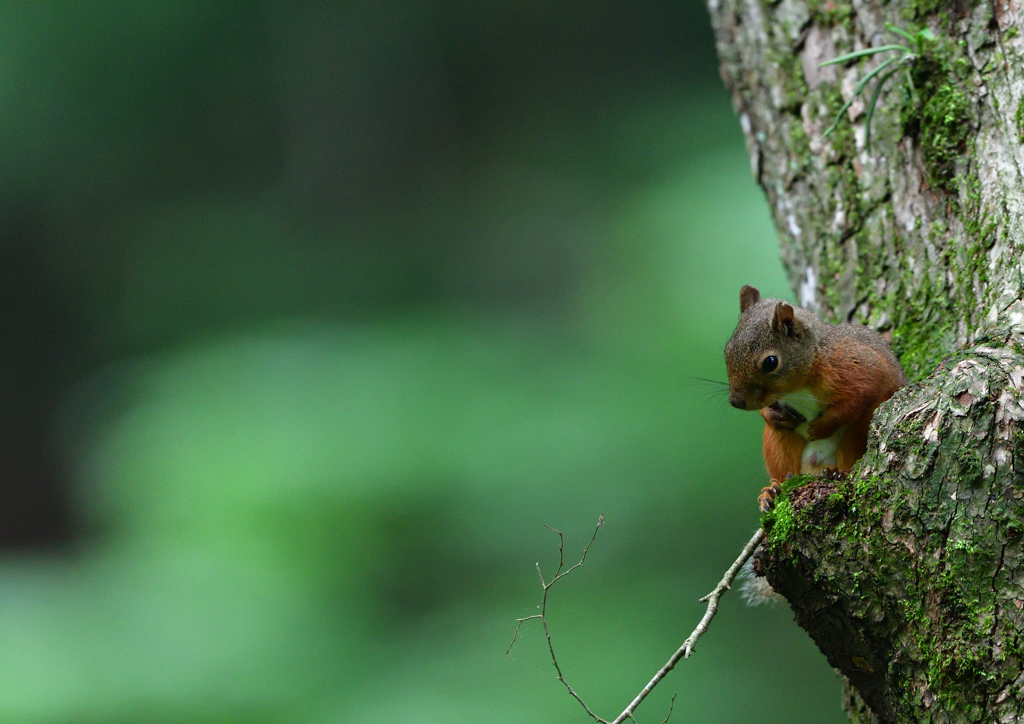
xmin=707 ymin=0 xmax=1024 ymax=720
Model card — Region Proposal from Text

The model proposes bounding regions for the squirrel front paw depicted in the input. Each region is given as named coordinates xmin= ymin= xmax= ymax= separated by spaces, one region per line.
xmin=822 ymin=467 xmax=848 ymax=481
xmin=805 ymin=417 xmax=829 ymax=441
xmin=762 ymin=402 xmax=806 ymax=431
xmin=758 ymin=479 xmax=783 ymax=512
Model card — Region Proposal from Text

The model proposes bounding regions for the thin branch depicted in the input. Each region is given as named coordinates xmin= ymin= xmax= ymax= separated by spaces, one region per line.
xmin=506 ymin=515 xmax=607 ymax=722
xmin=660 ymin=694 xmax=677 ymax=724
xmin=505 ymin=614 xmax=541 ymax=655
xmin=608 ymin=527 xmax=765 ymax=724
xmin=689 ymin=527 xmax=766 ymax=653
xmin=508 ymin=519 xmax=765 ymax=724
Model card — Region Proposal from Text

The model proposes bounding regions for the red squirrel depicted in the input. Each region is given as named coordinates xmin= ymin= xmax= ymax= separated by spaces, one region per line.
xmin=724 ymin=285 xmax=906 ymax=511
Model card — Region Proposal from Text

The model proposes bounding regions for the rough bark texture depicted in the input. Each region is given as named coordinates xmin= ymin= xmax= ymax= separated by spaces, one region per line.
xmin=707 ymin=0 xmax=1024 ymax=721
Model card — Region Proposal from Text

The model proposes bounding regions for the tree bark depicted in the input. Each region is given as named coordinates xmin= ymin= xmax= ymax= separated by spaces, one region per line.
xmin=707 ymin=0 xmax=1024 ymax=721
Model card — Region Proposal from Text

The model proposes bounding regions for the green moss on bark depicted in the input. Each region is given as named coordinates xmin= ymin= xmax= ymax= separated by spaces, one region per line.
xmin=919 ymin=85 xmax=970 ymax=188
xmin=889 ymin=271 xmax=957 ymax=382
xmin=761 ymin=474 xmax=815 ymax=547
xmin=1016 ymin=96 xmax=1024 ymax=144
xmin=807 ymin=0 xmax=853 ymax=26
xmin=900 ymin=39 xmax=974 ymax=192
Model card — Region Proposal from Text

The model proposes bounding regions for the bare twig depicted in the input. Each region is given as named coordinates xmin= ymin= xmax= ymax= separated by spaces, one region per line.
xmin=507 ymin=515 xmax=606 ymax=720
xmin=508 ymin=519 xmax=766 ymax=723
xmin=688 ymin=527 xmax=766 ymax=655
xmin=607 ymin=527 xmax=765 ymax=723
xmin=659 ymin=694 xmax=677 ymax=724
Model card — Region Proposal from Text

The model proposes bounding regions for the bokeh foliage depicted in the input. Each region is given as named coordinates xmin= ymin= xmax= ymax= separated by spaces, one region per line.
xmin=0 ymin=2 xmax=845 ymax=722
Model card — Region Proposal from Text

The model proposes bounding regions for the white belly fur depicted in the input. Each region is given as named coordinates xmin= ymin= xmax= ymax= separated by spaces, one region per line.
xmin=777 ymin=388 xmax=842 ymax=475
xmin=800 ymin=429 xmax=844 ymax=474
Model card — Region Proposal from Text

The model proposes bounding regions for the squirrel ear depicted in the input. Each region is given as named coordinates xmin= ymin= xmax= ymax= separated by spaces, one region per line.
xmin=772 ymin=302 xmax=796 ymax=335
xmin=739 ymin=285 xmax=760 ymax=313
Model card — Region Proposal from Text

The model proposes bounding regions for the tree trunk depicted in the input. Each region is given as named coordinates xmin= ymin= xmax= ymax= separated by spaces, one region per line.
xmin=706 ymin=0 xmax=1024 ymax=721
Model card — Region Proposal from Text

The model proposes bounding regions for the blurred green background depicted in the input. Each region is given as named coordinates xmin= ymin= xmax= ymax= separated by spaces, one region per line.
xmin=0 ymin=2 xmax=846 ymax=722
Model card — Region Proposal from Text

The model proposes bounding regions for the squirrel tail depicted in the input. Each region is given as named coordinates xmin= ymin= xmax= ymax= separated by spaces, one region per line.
xmin=738 ymin=557 xmax=787 ymax=606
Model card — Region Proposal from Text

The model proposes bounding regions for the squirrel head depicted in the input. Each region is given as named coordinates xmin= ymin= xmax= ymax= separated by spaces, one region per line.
xmin=724 ymin=285 xmax=817 ymax=411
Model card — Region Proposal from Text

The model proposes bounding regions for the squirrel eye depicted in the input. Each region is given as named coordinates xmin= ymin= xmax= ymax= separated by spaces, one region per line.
xmin=761 ymin=355 xmax=779 ymax=374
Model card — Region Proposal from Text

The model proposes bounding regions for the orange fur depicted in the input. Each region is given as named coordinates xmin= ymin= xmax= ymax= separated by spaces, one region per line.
xmin=763 ymin=426 xmax=804 ymax=481
xmin=806 ymin=342 xmax=902 ymax=442
xmin=762 ymin=332 xmax=904 ymax=478
xmin=835 ymin=416 xmax=871 ymax=471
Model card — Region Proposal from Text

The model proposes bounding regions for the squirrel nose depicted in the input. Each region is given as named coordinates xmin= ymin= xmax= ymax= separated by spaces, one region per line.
xmin=729 ymin=392 xmax=747 ymax=409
